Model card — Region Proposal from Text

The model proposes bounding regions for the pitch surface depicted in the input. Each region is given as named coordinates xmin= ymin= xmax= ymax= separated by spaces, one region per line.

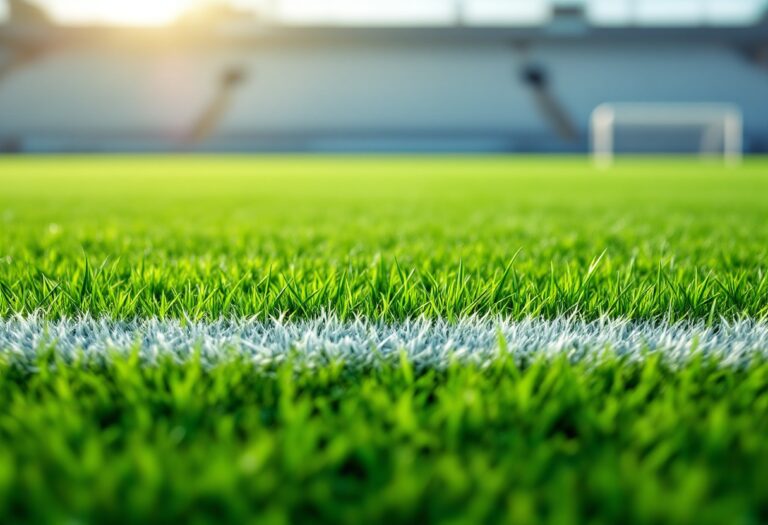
xmin=1 ymin=156 xmax=767 ymax=523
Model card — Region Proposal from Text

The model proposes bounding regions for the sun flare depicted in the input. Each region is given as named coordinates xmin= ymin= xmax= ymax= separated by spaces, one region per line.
xmin=55 ymin=0 xmax=199 ymax=26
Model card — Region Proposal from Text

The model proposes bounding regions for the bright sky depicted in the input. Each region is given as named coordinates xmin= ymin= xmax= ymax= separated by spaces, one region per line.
xmin=0 ymin=0 xmax=765 ymax=26
xmin=32 ymin=0 xmax=259 ymax=25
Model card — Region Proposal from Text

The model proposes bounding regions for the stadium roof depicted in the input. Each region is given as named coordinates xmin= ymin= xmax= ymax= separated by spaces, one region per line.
xmin=2 ymin=16 xmax=768 ymax=48
xmin=1 ymin=0 xmax=767 ymax=28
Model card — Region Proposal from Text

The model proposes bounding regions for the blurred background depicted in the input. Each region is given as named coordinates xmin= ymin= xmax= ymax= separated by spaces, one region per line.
xmin=0 ymin=0 xmax=766 ymax=154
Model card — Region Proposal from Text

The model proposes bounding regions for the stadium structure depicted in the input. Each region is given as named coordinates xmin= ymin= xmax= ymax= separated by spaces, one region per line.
xmin=0 ymin=0 xmax=767 ymax=153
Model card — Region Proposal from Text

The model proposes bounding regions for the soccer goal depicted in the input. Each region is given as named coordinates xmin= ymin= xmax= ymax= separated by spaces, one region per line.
xmin=590 ymin=103 xmax=743 ymax=167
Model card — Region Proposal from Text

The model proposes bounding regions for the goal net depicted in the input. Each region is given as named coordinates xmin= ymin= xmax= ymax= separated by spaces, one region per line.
xmin=590 ymin=103 xmax=743 ymax=167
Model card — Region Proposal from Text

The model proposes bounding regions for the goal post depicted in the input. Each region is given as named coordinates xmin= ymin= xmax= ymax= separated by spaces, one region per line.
xmin=590 ymin=103 xmax=743 ymax=167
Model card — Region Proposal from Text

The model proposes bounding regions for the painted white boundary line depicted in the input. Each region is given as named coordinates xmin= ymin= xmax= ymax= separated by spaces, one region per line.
xmin=1 ymin=316 xmax=767 ymax=368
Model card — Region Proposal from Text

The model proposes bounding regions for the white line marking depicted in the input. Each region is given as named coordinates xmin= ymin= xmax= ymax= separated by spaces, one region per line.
xmin=1 ymin=316 xmax=767 ymax=368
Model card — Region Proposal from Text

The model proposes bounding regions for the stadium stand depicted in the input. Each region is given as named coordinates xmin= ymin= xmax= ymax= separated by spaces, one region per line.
xmin=0 ymin=1 xmax=767 ymax=153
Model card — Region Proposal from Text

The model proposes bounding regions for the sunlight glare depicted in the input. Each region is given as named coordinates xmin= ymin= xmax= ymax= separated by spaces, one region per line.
xmin=48 ymin=0 xmax=199 ymax=26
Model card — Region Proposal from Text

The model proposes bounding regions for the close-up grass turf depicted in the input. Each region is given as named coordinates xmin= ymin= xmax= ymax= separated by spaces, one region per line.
xmin=1 ymin=156 xmax=767 ymax=321
xmin=2 ymin=353 xmax=768 ymax=524
xmin=2 ymin=155 xmax=768 ymax=524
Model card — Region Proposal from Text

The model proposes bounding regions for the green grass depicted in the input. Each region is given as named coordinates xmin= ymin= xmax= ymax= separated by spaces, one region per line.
xmin=2 ymin=156 xmax=768 ymax=523
xmin=1 ymin=156 xmax=767 ymax=321
xmin=1 ymin=353 xmax=768 ymax=524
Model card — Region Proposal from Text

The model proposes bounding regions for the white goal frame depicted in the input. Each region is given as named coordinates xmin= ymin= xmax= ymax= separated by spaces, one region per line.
xmin=590 ymin=103 xmax=743 ymax=167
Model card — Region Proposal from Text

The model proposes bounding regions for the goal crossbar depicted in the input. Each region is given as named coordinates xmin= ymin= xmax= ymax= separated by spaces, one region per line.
xmin=591 ymin=103 xmax=743 ymax=167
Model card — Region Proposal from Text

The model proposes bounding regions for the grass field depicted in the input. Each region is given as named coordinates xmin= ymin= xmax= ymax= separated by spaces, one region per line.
xmin=3 ymin=354 xmax=768 ymax=524
xmin=1 ymin=156 xmax=768 ymax=523
xmin=1 ymin=156 xmax=767 ymax=321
